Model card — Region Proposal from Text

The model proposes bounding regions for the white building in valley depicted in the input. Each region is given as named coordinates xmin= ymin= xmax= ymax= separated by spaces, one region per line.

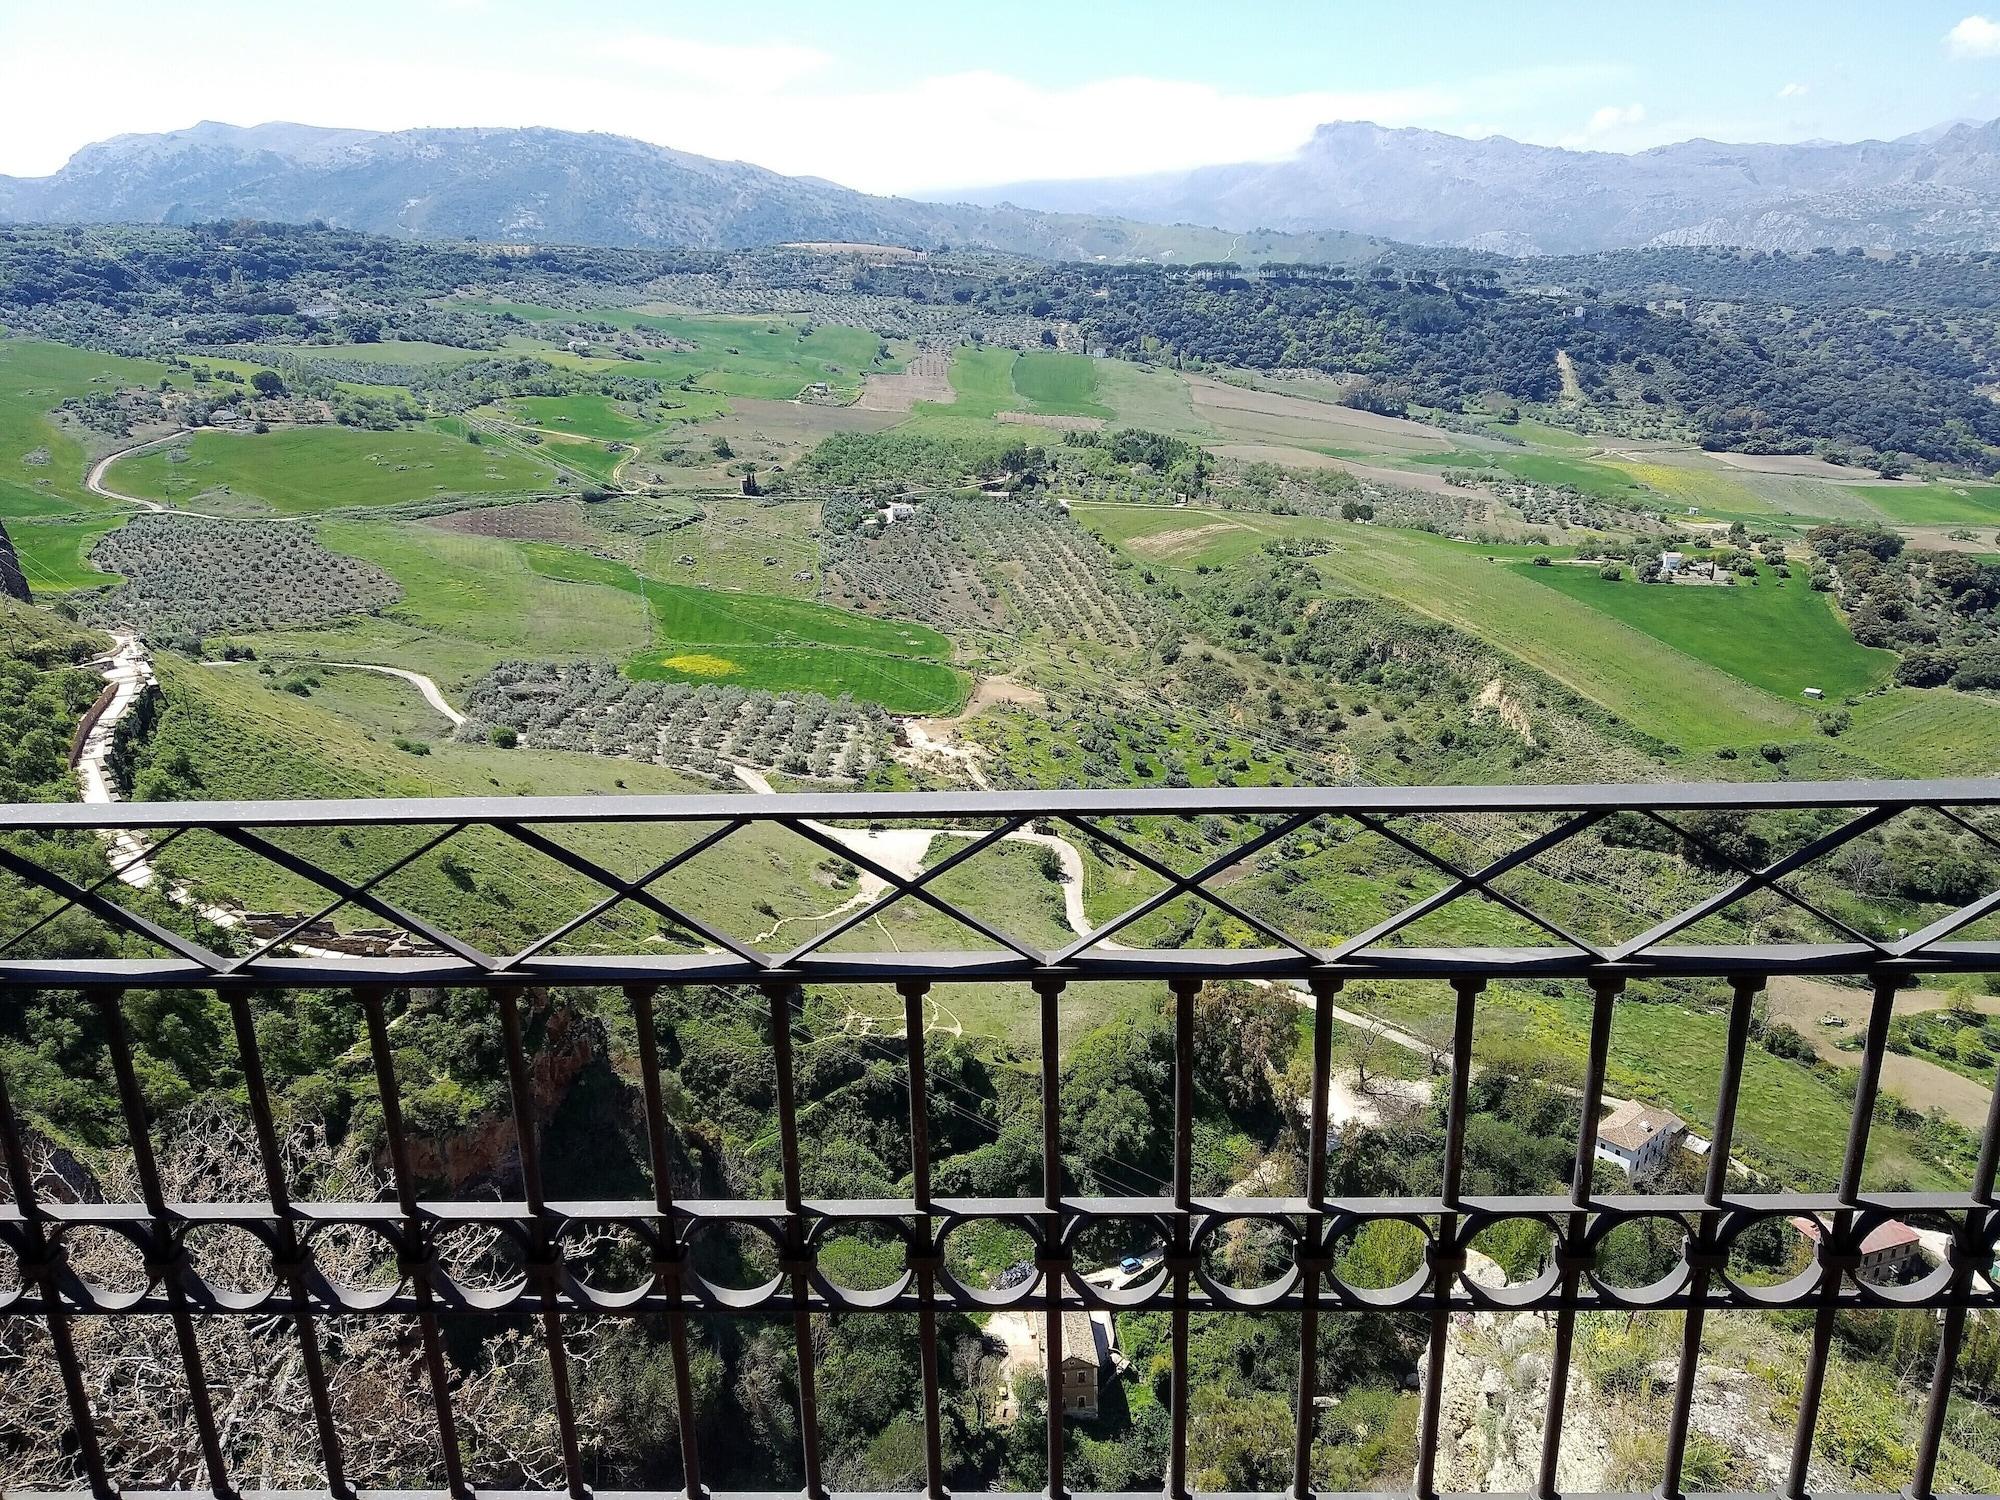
xmin=1594 ymin=1100 xmax=1686 ymax=1179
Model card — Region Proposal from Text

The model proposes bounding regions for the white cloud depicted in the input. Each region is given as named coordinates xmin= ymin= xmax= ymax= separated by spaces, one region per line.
xmin=1560 ymin=103 xmax=1646 ymax=148
xmin=1947 ymin=15 xmax=2000 ymax=57
xmin=1778 ymin=81 xmax=1809 ymax=98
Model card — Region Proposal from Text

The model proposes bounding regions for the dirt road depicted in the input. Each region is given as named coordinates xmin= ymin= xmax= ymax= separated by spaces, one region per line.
xmin=1767 ymin=976 xmax=1998 ymax=1128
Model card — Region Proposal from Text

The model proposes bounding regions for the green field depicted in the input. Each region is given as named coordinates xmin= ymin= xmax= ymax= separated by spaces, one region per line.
xmin=912 ymin=346 xmax=1114 ymax=428
xmin=1079 ymin=504 xmax=1815 ymax=747
xmin=629 ymin=498 xmax=819 ymax=597
xmin=7 ymin=515 xmax=125 ymax=592
xmin=496 ymin=394 xmax=657 ymax=442
xmin=109 ymin=425 xmax=561 ymax=513
xmin=260 ymin=340 xmax=484 ymax=367
xmin=1411 ymin=449 xmax=1650 ymax=500
xmin=1849 ymin=481 xmax=2000 ymax=526
xmin=628 ymin=643 xmax=968 ymax=712
xmin=1010 ymin=352 xmax=1112 ymax=419
xmin=308 ymin=522 xmax=651 ymax=678
xmin=0 ymin=339 xmax=174 ymax=518
xmin=1839 ymin=688 xmax=2000 ymax=777
xmin=464 ymin=306 xmax=899 ymax=401
xmin=1516 ymin=560 xmax=1895 ymax=700
xmin=512 ymin=541 xmax=966 ymax=713
xmin=1603 ymin=459 xmax=1784 ymax=517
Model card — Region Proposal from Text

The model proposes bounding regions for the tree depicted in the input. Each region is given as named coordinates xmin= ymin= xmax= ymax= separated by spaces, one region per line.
xmin=250 ymin=369 xmax=286 ymax=397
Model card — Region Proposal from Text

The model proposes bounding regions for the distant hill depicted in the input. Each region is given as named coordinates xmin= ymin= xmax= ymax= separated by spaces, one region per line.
xmin=0 ymin=121 xmax=1406 ymax=266
xmin=958 ymin=118 xmax=2000 ymax=255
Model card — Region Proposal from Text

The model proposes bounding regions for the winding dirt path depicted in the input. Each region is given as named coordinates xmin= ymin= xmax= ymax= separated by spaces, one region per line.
xmin=86 ymin=428 xmax=226 ymax=514
xmin=323 ymin=662 xmax=466 ymax=727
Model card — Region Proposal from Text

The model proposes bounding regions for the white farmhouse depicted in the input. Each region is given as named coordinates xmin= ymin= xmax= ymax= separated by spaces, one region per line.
xmin=1594 ymin=1100 xmax=1685 ymax=1179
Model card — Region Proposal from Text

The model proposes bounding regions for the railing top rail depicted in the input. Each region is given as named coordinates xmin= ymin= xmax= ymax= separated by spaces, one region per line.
xmin=5 ymin=774 xmax=2000 ymax=828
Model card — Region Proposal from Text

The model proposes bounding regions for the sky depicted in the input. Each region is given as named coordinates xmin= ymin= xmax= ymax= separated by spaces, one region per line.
xmin=4 ymin=1 xmax=2000 ymax=193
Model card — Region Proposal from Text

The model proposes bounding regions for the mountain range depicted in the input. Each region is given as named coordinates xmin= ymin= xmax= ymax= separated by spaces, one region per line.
xmin=960 ymin=119 xmax=2000 ymax=256
xmin=5 ymin=117 xmax=2000 ymax=259
xmin=0 ymin=121 xmax=1396 ymax=265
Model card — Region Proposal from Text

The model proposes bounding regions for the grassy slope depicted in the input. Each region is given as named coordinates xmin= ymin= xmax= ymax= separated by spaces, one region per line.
xmin=515 ymin=540 xmax=968 ymax=713
xmin=126 ymin=656 xmax=896 ymax=948
xmin=7 ymin=514 xmax=126 ymax=593
xmin=0 ymin=338 xmax=175 ymax=517
xmin=1011 ymin=351 xmax=1112 ymax=420
xmin=108 ymin=424 xmax=560 ymax=513
xmin=500 ymin=394 xmax=656 ymax=442
xmin=1515 ymin=561 xmax=1895 ymax=701
xmin=290 ymin=521 xmax=652 ymax=683
xmin=1078 ymin=504 xmax=1813 ymax=747
xmin=1852 ymin=481 xmax=2000 ymax=527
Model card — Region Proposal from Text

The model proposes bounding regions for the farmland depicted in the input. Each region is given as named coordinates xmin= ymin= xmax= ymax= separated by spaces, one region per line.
xmin=1516 ymin=558 xmax=1895 ymax=700
xmin=1078 ymin=504 xmax=1817 ymax=748
xmin=0 ymin=339 xmax=175 ymax=517
xmin=1850 ymin=480 xmax=2000 ymax=527
xmin=108 ymin=424 xmax=562 ymax=513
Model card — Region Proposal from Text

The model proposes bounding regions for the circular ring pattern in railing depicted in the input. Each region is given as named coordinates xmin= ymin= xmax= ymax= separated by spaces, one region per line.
xmin=1061 ymin=1211 xmax=1173 ymax=1309
xmin=1582 ymin=1210 xmax=1693 ymax=1306
xmin=1458 ymin=1210 xmax=1564 ymax=1309
xmin=808 ymin=1214 xmax=914 ymax=1307
xmin=683 ymin=1215 xmax=788 ymax=1309
xmin=935 ymin=1212 xmax=1047 ymax=1309
xmin=1192 ymin=1210 xmax=1300 ymax=1306
xmin=50 ymin=1221 xmax=155 ymax=1311
xmin=555 ymin=1217 xmax=658 ymax=1310
xmin=1717 ymin=1207 xmax=1824 ymax=1306
xmin=1324 ymin=1212 xmax=1434 ymax=1308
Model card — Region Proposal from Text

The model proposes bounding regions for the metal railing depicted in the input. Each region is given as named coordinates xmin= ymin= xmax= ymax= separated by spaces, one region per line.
xmin=1 ymin=779 xmax=1999 ymax=1500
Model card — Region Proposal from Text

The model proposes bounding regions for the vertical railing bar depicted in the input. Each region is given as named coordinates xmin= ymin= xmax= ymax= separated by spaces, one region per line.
xmin=901 ymin=980 xmax=947 ymax=1500
xmin=1416 ymin=975 xmax=1481 ymax=1500
xmin=1787 ymin=1301 xmax=1840 ymax=1500
xmin=1306 ymin=977 xmax=1338 ymax=1208
xmin=360 ymin=984 xmax=468 ymax=1500
xmin=0 ymin=1030 xmax=115 ymax=1499
xmin=1539 ymin=976 xmax=1620 ymax=1500
xmin=627 ymin=984 xmax=706 ymax=1500
xmin=1789 ymin=975 xmax=1895 ymax=1499
xmin=1294 ymin=976 xmax=1338 ymax=1500
xmin=1168 ymin=976 xmax=1198 ymax=1500
xmin=1840 ymin=976 xmax=1899 ymax=1203
xmin=1034 ymin=977 xmax=1065 ymax=1500
xmin=1172 ymin=977 xmax=1196 ymax=1212
xmin=765 ymin=980 xmax=824 ymax=1500
xmin=98 ymin=989 xmax=234 ymax=1500
xmin=1291 ymin=1224 xmax=1322 ymax=1500
xmin=1909 ymin=1037 xmax=2000 ymax=1499
xmin=1660 ymin=975 xmax=1760 ymax=1500
xmin=628 ymin=984 xmax=678 ymax=1214
xmin=497 ymin=986 xmax=585 ymax=1500
xmin=902 ymin=979 xmax=934 ymax=1213
xmin=227 ymin=995 xmax=349 ymax=1500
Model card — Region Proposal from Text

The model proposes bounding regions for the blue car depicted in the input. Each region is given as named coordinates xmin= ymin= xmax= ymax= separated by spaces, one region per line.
xmin=1120 ymin=1255 xmax=1145 ymax=1275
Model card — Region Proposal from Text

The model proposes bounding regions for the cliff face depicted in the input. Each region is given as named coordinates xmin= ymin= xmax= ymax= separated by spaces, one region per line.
xmin=0 ymin=521 xmax=34 ymax=604
xmin=1431 ymin=1304 xmax=1832 ymax=1494
xmin=1433 ymin=1308 xmax=1614 ymax=1493
xmin=398 ymin=990 xmax=603 ymax=1192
